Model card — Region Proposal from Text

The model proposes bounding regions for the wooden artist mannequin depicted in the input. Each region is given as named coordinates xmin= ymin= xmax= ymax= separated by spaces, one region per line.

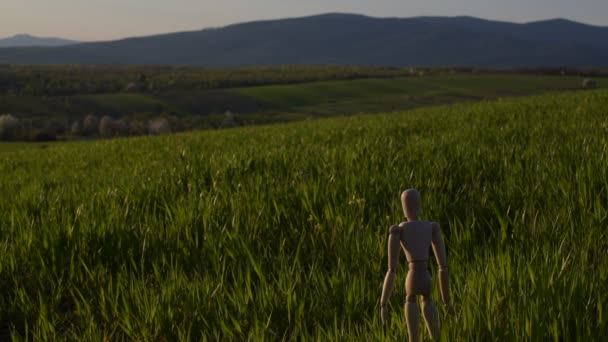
xmin=380 ymin=189 xmax=453 ymax=341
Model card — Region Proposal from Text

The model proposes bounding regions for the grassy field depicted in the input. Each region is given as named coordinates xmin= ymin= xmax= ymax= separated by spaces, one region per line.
xmin=3 ymin=74 xmax=605 ymax=123
xmin=235 ymin=74 xmax=593 ymax=107
xmin=1 ymin=89 xmax=607 ymax=340
xmin=235 ymin=74 xmax=605 ymax=121
xmin=91 ymin=74 xmax=605 ymax=117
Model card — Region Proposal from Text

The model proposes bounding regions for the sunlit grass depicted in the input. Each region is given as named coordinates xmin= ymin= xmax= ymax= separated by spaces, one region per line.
xmin=1 ymin=89 xmax=607 ymax=340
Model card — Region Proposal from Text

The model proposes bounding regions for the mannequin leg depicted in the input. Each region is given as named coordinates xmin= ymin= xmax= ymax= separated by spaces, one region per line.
xmin=405 ymin=294 xmax=420 ymax=342
xmin=421 ymin=295 xmax=440 ymax=341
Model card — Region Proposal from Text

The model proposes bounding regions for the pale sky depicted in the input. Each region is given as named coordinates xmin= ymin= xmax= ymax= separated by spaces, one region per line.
xmin=2 ymin=0 xmax=607 ymax=41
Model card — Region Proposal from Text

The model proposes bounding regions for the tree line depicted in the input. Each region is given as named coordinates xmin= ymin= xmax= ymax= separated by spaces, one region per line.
xmin=0 ymin=65 xmax=409 ymax=96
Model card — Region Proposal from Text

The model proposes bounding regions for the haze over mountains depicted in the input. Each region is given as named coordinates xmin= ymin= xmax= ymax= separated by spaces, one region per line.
xmin=0 ymin=13 xmax=607 ymax=67
xmin=0 ymin=34 xmax=80 ymax=48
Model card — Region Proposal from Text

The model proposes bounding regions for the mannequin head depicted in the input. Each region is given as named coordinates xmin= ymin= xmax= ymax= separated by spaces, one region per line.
xmin=401 ymin=189 xmax=421 ymax=220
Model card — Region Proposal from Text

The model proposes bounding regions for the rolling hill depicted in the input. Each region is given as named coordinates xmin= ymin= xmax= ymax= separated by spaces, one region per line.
xmin=0 ymin=13 xmax=607 ymax=67
xmin=0 ymin=34 xmax=80 ymax=48
xmin=1 ymin=89 xmax=607 ymax=340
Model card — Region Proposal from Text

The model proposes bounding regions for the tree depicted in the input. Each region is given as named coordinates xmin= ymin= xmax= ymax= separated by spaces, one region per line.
xmin=148 ymin=117 xmax=171 ymax=135
xmin=82 ymin=114 xmax=99 ymax=135
xmin=0 ymin=114 xmax=20 ymax=140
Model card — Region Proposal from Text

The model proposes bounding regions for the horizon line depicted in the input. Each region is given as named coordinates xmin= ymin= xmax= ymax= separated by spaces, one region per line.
xmin=1 ymin=12 xmax=606 ymax=43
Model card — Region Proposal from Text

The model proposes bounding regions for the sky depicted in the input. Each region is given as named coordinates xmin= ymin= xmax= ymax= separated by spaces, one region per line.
xmin=2 ymin=0 xmax=608 ymax=41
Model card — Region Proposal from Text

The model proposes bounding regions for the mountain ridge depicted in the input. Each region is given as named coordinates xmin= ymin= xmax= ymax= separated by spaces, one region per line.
xmin=0 ymin=34 xmax=80 ymax=48
xmin=1 ymin=13 xmax=607 ymax=67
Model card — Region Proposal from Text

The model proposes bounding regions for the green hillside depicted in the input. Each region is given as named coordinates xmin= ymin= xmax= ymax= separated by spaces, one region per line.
xmin=235 ymin=74 xmax=599 ymax=117
xmin=1 ymin=72 xmax=604 ymax=141
xmin=1 ymin=90 xmax=607 ymax=340
xmin=235 ymin=74 xmax=587 ymax=107
xmin=76 ymin=74 xmax=604 ymax=119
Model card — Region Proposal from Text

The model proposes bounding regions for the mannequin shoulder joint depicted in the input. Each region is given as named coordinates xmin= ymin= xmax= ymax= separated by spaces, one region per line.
xmin=389 ymin=225 xmax=401 ymax=235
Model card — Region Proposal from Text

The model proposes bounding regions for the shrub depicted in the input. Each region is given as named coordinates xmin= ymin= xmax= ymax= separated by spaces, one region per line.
xmin=221 ymin=111 xmax=239 ymax=128
xmin=124 ymin=82 xmax=140 ymax=93
xmin=99 ymin=116 xmax=116 ymax=138
xmin=129 ymin=120 xmax=149 ymax=135
xmin=582 ymin=79 xmax=597 ymax=89
xmin=114 ymin=119 xmax=129 ymax=136
xmin=71 ymin=121 xmax=82 ymax=135
xmin=82 ymin=114 xmax=99 ymax=135
xmin=99 ymin=116 xmax=129 ymax=138
xmin=148 ymin=117 xmax=171 ymax=135
xmin=0 ymin=114 xmax=20 ymax=140
xmin=124 ymin=78 xmax=148 ymax=93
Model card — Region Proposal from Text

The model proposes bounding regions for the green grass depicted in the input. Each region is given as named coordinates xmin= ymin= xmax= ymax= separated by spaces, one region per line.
xmin=75 ymin=94 xmax=169 ymax=114
xmin=3 ymin=74 xmax=603 ymax=124
xmin=1 ymin=89 xmax=607 ymax=340
xmin=235 ymin=74 xmax=604 ymax=108
xmin=234 ymin=77 xmax=432 ymax=107
xmin=0 ymin=142 xmax=52 ymax=152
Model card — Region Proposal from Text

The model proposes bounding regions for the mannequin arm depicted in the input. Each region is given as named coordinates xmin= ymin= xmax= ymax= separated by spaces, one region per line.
xmin=380 ymin=225 xmax=401 ymax=311
xmin=431 ymin=222 xmax=452 ymax=309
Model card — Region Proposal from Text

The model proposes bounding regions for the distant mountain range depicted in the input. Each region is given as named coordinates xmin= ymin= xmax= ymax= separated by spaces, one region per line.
xmin=0 ymin=34 xmax=80 ymax=48
xmin=0 ymin=13 xmax=607 ymax=67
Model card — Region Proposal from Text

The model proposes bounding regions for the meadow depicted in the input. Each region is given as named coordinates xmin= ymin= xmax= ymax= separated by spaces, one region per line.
xmin=1 ymin=88 xmax=607 ymax=340
xmin=2 ymin=69 xmax=605 ymax=142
